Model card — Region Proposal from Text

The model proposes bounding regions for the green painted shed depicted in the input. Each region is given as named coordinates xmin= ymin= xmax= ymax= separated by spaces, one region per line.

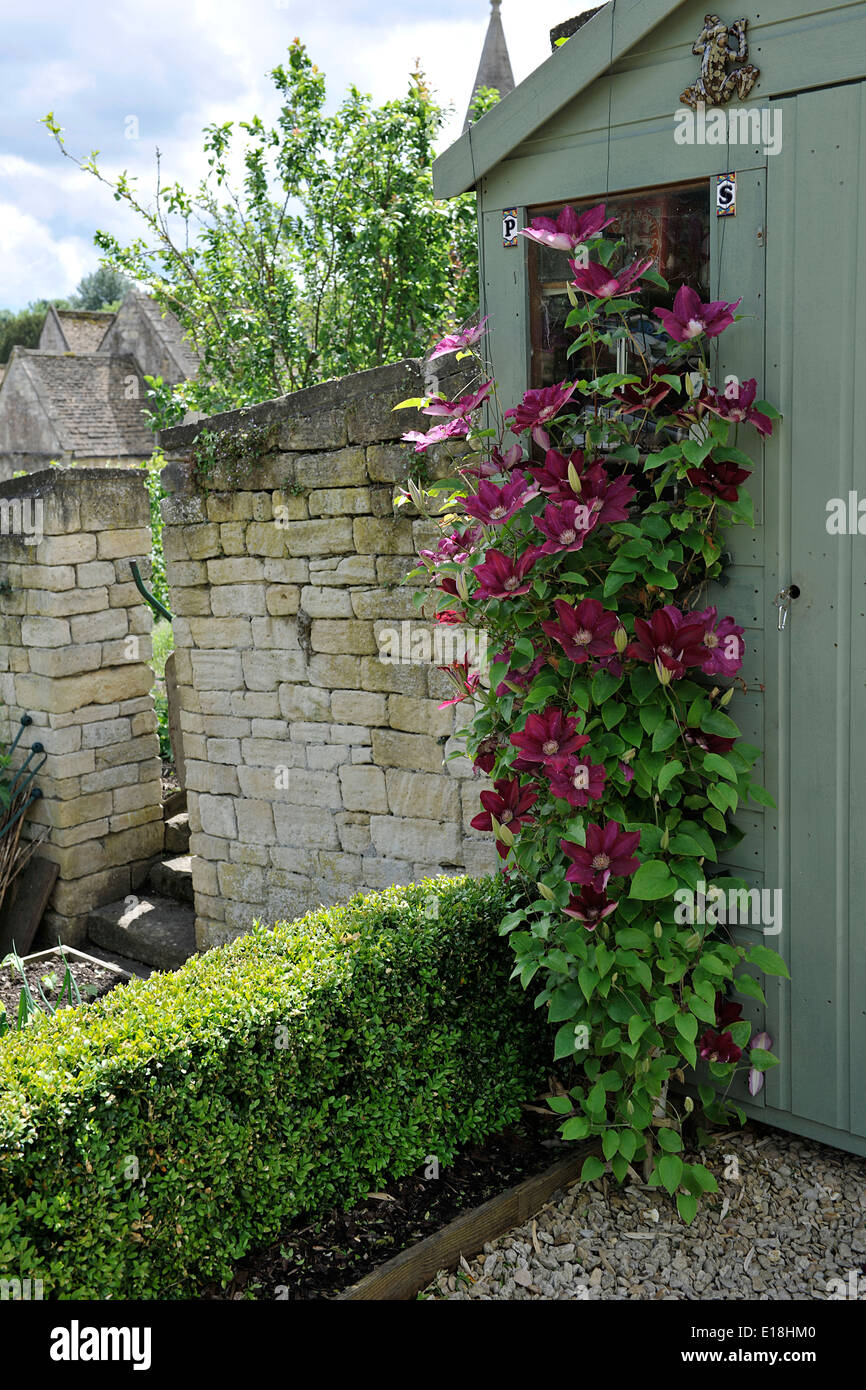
xmin=434 ymin=0 xmax=866 ymax=1155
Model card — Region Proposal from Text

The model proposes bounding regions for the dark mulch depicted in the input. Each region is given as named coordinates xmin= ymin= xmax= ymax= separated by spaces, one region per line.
xmin=0 ymin=950 xmax=123 ymax=1024
xmin=161 ymin=758 xmax=180 ymax=800
xmin=202 ymin=1109 xmax=569 ymax=1300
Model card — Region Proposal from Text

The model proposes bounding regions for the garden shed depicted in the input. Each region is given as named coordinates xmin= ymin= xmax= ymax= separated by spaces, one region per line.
xmin=435 ymin=0 xmax=866 ymax=1155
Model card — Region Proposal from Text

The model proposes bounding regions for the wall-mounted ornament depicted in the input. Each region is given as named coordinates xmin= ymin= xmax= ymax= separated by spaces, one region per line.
xmin=502 ymin=208 xmax=518 ymax=247
xmin=680 ymin=14 xmax=760 ymax=109
xmin=716 ymin=173 xmax=737 ymax=216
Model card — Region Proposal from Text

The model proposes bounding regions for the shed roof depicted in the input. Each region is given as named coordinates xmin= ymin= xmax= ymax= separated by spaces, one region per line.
xmin=8 ymin=350 xmax=153 ymax=457
xmin=51 ymin=309 xmax=116 ymax=353
xmin=434 ymin=0 xmax=687 ymax=197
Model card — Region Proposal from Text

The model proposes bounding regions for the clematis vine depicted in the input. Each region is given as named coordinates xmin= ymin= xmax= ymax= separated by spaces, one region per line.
xmin=470 ymin=777 xmax=538 ymax=859
xmin=510 ymin=708 xmax=587 ymax=768
xmin=541 ymin=597 xmax=619 ymax=665
xmin=627 ymin=606 xmax=709 ymax=680
xmin=472 ymin=548 xmax=538 ymax=600
xmin=692 ymin=607 xmax=745 ymax=678
xmin=532 ymin=498 xmax=596 ymax=554
xmin=561 ymin=821 xmax=641 ymax=892
xmin=436 ymin=658 xmax=481 ymax=709
xmin=686 ymin=458 xmax=751 ymax=502
xmin=546 ymin=754 xmax=607 ymax=808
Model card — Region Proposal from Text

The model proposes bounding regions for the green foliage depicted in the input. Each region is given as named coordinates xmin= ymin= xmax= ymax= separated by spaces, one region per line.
xmin=0 ymin=876 xmax=546 ymax=1297
xmin=467 ymin=85 xmax=502 ymax=125
xmin=71 ymin=265 xmax=131 ymax=310
xmin=0 ymin=302 xmax=57 ymax=364
xmin=43 ymin=43 xmax=478 ymax=426
xmin=150 ymin=620 xmax=174 ymax=682
xmin=139 ymin=451 xmax=168 ymax=610
xmin=149 ymin=619 xmax=175 ymax=763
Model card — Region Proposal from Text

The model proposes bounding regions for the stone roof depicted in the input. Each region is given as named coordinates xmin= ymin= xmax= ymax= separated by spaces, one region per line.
xmin=53 ymin=310 xmax=115 ymax=353
xmin=464 ymin=0 xmax=515 ymax=132
xmin=132 ymin=293 xmax=200 ymax=380
xmin=550 ymin=7 xmax=605 ymax=51
xmin=13 ymin=350 xmax=153 ymax=457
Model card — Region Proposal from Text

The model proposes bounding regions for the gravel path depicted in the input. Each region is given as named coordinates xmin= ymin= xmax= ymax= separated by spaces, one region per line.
xmin=424 ymin=1124 xmax=866 ymax=1300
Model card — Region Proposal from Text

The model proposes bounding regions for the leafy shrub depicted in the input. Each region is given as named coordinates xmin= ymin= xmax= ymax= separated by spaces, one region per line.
xmin=0 ymin=876 xmax=546 ymax=1298
xmin=399 ymin=204 xmax=788 ymax=1219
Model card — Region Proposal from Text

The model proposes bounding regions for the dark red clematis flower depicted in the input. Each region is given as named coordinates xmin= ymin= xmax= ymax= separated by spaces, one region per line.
xmin=472 ymin=548 xmax=539 ymax=600
xmin=682 ymin=729 xmax=736 ymax=757
xmin=505 ymin=382 xmax=578 ymax=443
xmin=570 ymin=256 xmax=654 ymax=300
xmin=541 ymin=597 xmax=619 ymax=665
xmin=532 ymin=498 xmax=596 ymax=554
xmin=510 ymin=708 xmax=586 ymax=768
xmin=686 ymin=458 xmax=751 ymax=502
xmin=547 ymin=754 xmax=607 ymax=809
xmin=435 ymin=609 xmax=464 ymax=625
xmin=698 ymin=1028 xmax=742 ymax=1064
xmin=492 ymin=646 xmax=548 ymax=698
xmin=528 ymin=448 xmax=588 ymax=497
xmin=714 ymin=992 xmax=744 ymax=1029
xmin=472 ymin=735 xmax=500 ymax=776
xmin=655 ymin=285 xmax=741 ymax=342
xmin=580 ymin=463 xmax=637 ymax=525
xmin=470 ymin=777 xmax=538 ymax=859
xmin=698 ymin=378 xmax=773 ymax=436
xmin=560 ymin=820 xmax=641 ymax=892
xmin=612 ymin=372 xmax=675 ymax=414
xmin=690 ymin=606 xmax=745 ymax=677
xmin=462 ymin=476 xmax=538 ymax=526
xmin=563 ymin=885 xmax=619 ymax=929
xmin=519 ymin=203 xmax=615 ymax=252
xmin=626 ymin=606 xmax=709 ymax=679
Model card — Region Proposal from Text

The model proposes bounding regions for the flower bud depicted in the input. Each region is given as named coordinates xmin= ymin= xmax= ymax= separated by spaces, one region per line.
xmin=537 ymin=881 xmax=556 ymax=902
xmin=684 ymin=1096 xmax=694 ymax=1114
xmin=620 ymin=747 xmax=636 ymax=763
xmin=719 ymin=687 xmax=734 ymax=707
xmin=492 ymin=817 xmax=514 ymax=847
xmin=567 ymin=461 xmax=583 ymax=494
xmin=685 ymin=931 xmax=701 ymax=950
xmin=613 ymin=624 xmax=628 ymax=654
xmin=654 ymin=657 xmax=672 ymax=687
xmin=456 ymin=571 xmax=470 ymax=604
xmin=710 ymin=687 xmax=720 ymax=701
xmin=660 ymin=828 xmax=670 ymax=850
xmin=653 ymin=920 xmax=663 ymax=939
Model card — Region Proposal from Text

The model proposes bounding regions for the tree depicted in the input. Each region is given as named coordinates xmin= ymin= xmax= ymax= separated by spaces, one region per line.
xmin=0 ymin=300 xmax=72 ymax=364
xmin=43 ymin=42 xmax=479 ymax=426
xmin=72 ymin=266 xmax=131 ymax=310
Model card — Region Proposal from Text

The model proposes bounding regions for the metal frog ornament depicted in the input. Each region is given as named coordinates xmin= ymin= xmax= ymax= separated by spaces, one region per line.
xmin=680 ymin=14 xmax=760 ymax=108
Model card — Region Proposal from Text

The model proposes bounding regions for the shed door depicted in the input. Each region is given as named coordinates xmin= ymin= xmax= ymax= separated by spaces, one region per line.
xmin=762 ymin=82 xmax=866 ymax=1150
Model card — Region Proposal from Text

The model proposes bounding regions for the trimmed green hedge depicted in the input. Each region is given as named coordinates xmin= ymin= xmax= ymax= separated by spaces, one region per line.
xmin=0 ymin=876 xmax=545 ymax=1298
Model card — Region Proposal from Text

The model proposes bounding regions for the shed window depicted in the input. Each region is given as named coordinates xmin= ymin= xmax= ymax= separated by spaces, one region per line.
xmin=528 ymin=182 xmax=711 ymax=388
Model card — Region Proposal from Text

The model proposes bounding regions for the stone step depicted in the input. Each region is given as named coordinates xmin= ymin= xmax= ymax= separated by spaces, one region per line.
xmin=84 ymin=943 xmax=157 ymax=981
xmin=87 ymin=894 xmax=196 ymax=972
xmin=147 ymin=855 xmax=194 ymax=904
xmin=164 ymin=812 xmax=190 ymax=855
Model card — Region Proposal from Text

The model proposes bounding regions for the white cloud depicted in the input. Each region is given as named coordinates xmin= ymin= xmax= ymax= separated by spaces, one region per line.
xmin=0 ymin=203 xmax=95 ymax=306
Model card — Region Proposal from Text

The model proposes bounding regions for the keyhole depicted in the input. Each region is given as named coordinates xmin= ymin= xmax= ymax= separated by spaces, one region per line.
xmin=789 ymin=584 xmax=801 ymax=599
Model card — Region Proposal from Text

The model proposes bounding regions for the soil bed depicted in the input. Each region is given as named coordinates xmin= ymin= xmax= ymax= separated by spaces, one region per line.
xmin=203 ymin=1111 xmax=568 ymax=1300
xmin=0 ymin=951 xmax=123 ymax=1022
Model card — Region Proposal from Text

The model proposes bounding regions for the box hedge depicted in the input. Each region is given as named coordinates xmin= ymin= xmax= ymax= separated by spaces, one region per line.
xmin=0 ymin=875 xmax=546 ymax=1299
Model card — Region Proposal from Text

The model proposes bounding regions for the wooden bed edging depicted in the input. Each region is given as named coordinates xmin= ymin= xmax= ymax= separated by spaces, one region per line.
xmin=336 ymin=1143 xmax=599 ymax=1301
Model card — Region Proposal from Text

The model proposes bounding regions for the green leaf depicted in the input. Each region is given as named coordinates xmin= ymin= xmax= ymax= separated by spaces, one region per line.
xmin=675 ymin=1012 xmax=698 ymax=1043
xmin=733 ymin=973 xmax=766 ymax=1004
xmin=748 ymin=1048 xmax=780 ymax=1071
xmin=676 ymin=1192 xmax=699 ymax=1224
xmin=581 ymin=1155 xmax=606 ymax=1183
xmin=704 ymin=752 xmax=737 ymax=782
xmin=548 ymin=983 xmax=582 ymax=1022
xmin=745 ymin=944 xmax=790 ymax=979
xmin=748 ymin=782 xmax=776 ymax=808
xmin=639 ymin=705 xmax=666 ymax=735
xmin=591 ymin=670 xmax=623 ymax=704
xmin=562 ymin=1115 xmax=591 ymax=1140
xmin=630 ymin=860 xmax=677 ymax=901
xmin=658 ymin=1153 xmax=684 ymax=1195
xmin=554 ymin=1022 xmax=579 ymax=1060
xmin=657 ymin=1127 xmax=683 ymax=1152
xmin=652 ymin=721 xmax=679 ymax=752
xmin=602 ymin=1130 xmax=620 ymax=1160
xmin=700 ymin=709 xmax=739 ymax=739
xmin=654 ymin=996 xmax=677 ymax=1024
xmin=658 ymin=759 xmax=684 ymax=793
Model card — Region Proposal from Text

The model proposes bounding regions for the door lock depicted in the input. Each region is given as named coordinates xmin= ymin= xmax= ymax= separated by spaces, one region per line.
xmin=773 ymin=584 xmax=800 ymax=630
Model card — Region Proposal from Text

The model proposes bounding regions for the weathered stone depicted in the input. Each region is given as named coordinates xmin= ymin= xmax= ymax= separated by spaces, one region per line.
xmin=299 ymin=585 xmax=354 ymax=618
xmin=197 ymin=793 xmax=238 ymax=839
xmin=385 ymin=769 xmax=461 ymax=820
xmin=307 ymin=487 xmax=372 ymax=517
xmin=329 ymin=690 xmax=386 ymax=726
xmin=293 ymin=447 xmax=367 ymax=489
xmin=339 ymin=764 xmax=388 ymax=813
xmin=284 ymin=519 xmax=354 ymax=557
xmin=371 ymin=729 xmax=446 ymax=774
xmin=96 ymin=527 xmax=152 ymax=560
xmin=366 ymin=443 xmax=413 ymax=483
xmin=277 ymin=684 xmax=331 ymax=722
xmin=277 ymin=409 xmax=347 ymax=451
xmin=353 ymin=517 xmax=414 ymax=555
xmin=212 ymin=584 xmax=268 ymax=617
xmin=369 ymin=816 xmax=461 ymax=862
xmin=265 ymin=584 xmax=301 ymax=616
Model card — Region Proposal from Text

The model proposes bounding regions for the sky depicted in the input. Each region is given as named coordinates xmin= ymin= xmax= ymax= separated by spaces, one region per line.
xmin=0 ymin=0 xmax=595 ymax=311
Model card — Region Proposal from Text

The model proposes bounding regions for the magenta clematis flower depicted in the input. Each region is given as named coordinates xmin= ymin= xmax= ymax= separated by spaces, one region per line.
xmin=655 ymin=285 xmax=741 ymax=342
xmin=561 ymin=821 xmax=641 ymax=892
xmin=626 ymin=606 xmax=708 ymax=679
xmin=472 ymin=548 xmax=539 ymax=600
xmin=428 ymin=316 xmax=490 ymax=361
xmin=570 ymin=256 xmax=654 ymax=300
xmin=436 ymin=658 xmax=481 ymax=708
xmin=419 ymin=529 xmax=476 ymax=568
xmin=492 ymin=647 xmax=548 ymax=698
xmin=581 ymin=463 xmax=637 ymax=524
xmin=698 ymin=377 xmax=773 ymax=436
xmin=541 ymin=597 xmax=619 ymax=665
xmin=505 ymin=382 xmax=577 ymax=445
xmin=619 ymin=760 xmax=635 ymax=783
xmin=472 ymin=735 xmax=499 ymax=776
xmin=698 ymin=1029 xmax=742 ymax=1064
xmin=470 ymin=777 xmax=538 ymax=859
xmin=510 ymin=708 xmax=587 ymax=768
xmin=714 ymin=992 xmax=744 ymax=1029
xmin=532 ymin=498 xmax=596 ymax=554
xmin=748 ymin=1032 xmax=773 ymax=1096
xmin=563 ymin=885 xmax=619 ymax=929
xmin=686 ymin=458 xmax=751 ymax=502
xmin=462 ymin=476 xmax=538 ymax=526
xmin=403 ymin=417 xmax=471 ymax=453
xmin=682 ymin=728 xmax=736 ymax=757
xmin=529 ymin=448 xmax=585 ymax=497
xmin=423 ymin=380 xmax=493 ymax=418
xmin=612 ymin=372 xmax=675 ymax=414
xmin=691 ymin=606 xmax=744 ymax=677
xmin=435 ymin=609 xmax=464 ymax=625
xmin=547 ymin=754 xmax=607 ymax=809
xmin=519 ymin=203 xmax=615 ymax=252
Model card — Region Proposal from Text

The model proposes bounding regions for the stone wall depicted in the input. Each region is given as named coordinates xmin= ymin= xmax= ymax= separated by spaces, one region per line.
xmin=0 ymin=469 xmax=164 ymax=943
xmin=159 ymin=358 xmax=498 ymax=949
